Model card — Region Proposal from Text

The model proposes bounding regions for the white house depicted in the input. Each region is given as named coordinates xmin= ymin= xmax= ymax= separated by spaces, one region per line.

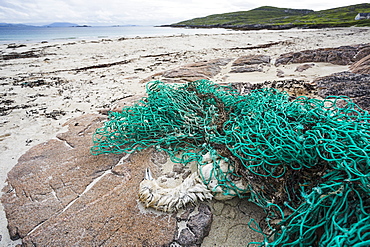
xmin=355 ymin=13 xmax=370 ymax=20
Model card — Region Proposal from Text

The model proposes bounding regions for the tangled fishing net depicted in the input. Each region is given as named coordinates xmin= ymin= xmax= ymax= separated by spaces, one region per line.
xmin=91 ymin=80 xmax=370 ymax=246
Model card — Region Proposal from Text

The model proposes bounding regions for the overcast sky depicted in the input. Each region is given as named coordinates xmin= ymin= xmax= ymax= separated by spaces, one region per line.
xmin=0 ymin=0 xmax=367 ymax=26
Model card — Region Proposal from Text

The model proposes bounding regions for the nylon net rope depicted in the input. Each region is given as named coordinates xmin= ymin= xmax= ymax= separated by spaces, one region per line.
xmin=91 ymin=80 xmax=370 ymax=246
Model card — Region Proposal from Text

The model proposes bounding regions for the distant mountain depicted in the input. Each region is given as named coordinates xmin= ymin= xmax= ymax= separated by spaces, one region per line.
xmin=168 ymin=3 xmax=370 ymax=29
xmin=0 ymin=23 xmax=35 ymax=27
xmin=43 ymin=22 xmax=79 ymax=27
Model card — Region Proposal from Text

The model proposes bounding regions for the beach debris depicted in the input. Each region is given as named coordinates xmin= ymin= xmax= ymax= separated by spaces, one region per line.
xmin=92 ymin=79 xmax=370 ymax=246
xmin=138 ymin=151 xmax=249 ymax=213
xmin=230 ymin=41 xmax=282 ymax=50
xmin=44 ymin=110 xmax=66 ymax=120
xmin=6 ymin=44 xmax=26 ymax=49
xmin=1 ymin=51 xmax=40 ymax=60
xmin=139 ymin=168 xmax=213 ymax=213
xmin=0 ymin=103 xmax=36 ymax=116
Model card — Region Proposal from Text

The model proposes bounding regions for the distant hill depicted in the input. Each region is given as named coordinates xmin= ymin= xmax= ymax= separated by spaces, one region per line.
xmin=0 ymin=23 xmax=34 ymax=27
xmin=168 ymin=3 xmax=370 ymax=29
xmin=43 ymin=22 xmax=79 ymax=27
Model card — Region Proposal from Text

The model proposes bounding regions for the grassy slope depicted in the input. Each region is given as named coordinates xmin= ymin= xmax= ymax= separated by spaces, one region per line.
xmin=173 ymin=3 xmax=370 ymax=28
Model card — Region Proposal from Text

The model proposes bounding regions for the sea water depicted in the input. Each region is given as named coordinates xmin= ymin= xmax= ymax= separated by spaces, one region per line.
xmin=0 ymin=25 xmax=236 ymax=43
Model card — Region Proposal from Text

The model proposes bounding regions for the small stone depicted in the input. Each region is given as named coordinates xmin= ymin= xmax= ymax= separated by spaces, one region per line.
xmin=213 ymin=201 xmax=225 ymax=215
xmin=276 ymin=69 xmax=285 ymax=77
xmin=175 ymin=204 xmax=213 ymax=246
xmin=295 ymin=63 xmax=315 ymax=72
xmin=221 ymin=205 xmax=237 ymax=219
xmin=187 ymin=204 xmax=213 ymax=244
xmin=224 ymin=197 xmax=240 ymax=207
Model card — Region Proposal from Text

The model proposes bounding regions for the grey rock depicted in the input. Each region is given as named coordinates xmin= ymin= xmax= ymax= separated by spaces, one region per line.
xmin=350 ymin=54 xmax=370 ymax=74
xmin=187 ymin=204 xmax=213 ymax=243
xmin=230 ymin=66 xmax=262 ymax=73
xmin=276 ymin=69 xmax=285 ymax=77
xmin=295 ymin=63 xmax=315 ymax=72
xmin=232 ymin=55 xmax=271 ymax=66
xmin=173 ymin=204 xmax=213 ymax=246
xmin=314 ymin=71 xmax=370 ymax=111
xmin=275 ymin=44 xmax=370 ymax=66
xmin=161 ymin=58 xmax=232 ymax=82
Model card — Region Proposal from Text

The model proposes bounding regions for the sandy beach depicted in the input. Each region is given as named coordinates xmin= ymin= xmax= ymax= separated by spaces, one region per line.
xmin=1 ymin=27 xmax=369 ymax=246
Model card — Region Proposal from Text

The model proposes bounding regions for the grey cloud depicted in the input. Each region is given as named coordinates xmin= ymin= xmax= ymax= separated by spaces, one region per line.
xmin=0 ymin=0 xmax=366 ymax=25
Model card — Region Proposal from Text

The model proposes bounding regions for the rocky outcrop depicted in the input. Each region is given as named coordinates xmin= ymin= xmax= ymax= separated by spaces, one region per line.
xmin=162 ymin=58 xmax=231 ymax=81
xmin=314 ymin=71 xmax=370 ymax=111
xmin=232 ymin=55 xmax=270 ymax=66
xmin=141 ymin=58 xmax=232 ymax=83
xmin=231 ymin=66 xmax=262 ymax=73
xmin=1 ymin=114 xmax=178 ymax=246
xmin=350 ymin=54 xmax=370 ymax=74
xmin=230 ymin=55 xmax=270 ymax=73
xmin=275 ymin=43 xmax=370 ymax=66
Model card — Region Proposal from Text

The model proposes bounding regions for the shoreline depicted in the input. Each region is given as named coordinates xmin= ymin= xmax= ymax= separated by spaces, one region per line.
xmin=0 ymin=25 xmax=242 ymax=45
xmin=1 ymin=27 xmax=369 ymax=246
xmin=0 ymin=25 xmax=349 ymax=45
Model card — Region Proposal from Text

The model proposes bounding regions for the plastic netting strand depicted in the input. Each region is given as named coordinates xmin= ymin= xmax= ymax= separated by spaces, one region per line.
xmin=91 ymin=80 xmax=370 ymax=246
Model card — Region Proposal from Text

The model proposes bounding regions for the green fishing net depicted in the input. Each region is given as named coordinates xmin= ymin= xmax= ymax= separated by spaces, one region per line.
xmin=91 ymin=79 xmax=370 ymax=246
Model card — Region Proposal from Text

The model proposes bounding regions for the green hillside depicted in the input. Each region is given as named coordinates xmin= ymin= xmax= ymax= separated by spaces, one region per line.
xmin=170 ymin=3 xmax=370 ymax=29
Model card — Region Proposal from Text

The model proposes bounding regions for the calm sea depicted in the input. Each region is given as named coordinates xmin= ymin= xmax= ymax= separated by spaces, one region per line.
xmin=0 ymin=25 xmax=237 ymax=43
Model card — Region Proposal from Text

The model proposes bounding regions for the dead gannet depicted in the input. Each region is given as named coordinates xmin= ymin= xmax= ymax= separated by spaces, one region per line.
xmin=138 ymin=167 xmax=213 ymax=213
xmin=138 ymin=152 xmax=249 ymax=212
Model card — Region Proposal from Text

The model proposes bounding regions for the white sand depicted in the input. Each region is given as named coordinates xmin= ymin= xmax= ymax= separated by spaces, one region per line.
xmin=0 ymin=27 xmax=369 ymax=246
